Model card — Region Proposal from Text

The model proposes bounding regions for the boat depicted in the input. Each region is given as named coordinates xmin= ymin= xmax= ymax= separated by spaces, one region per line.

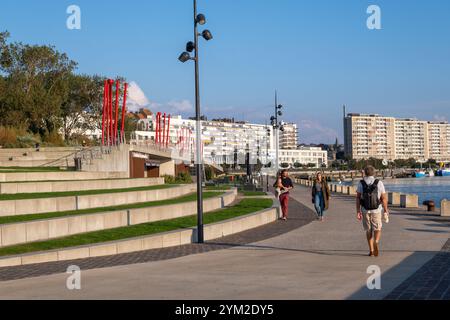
xmin=427 ymin=170 xmax=435 ymax=177
xmin=413 ymin=171 xmax=426 ymax=178
xmin=437 ymin=169 xmax=450 ymax=177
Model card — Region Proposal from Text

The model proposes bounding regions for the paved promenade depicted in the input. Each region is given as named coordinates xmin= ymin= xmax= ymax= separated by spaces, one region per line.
xmin=0 ymin=184 xmax=449 ymax=300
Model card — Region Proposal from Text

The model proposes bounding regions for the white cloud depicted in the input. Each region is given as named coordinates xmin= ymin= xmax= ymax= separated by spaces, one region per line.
xmin=433 ymin=114 xmax=448 ymax=122
xmin=298 ymin=119 xmax=340 ymax=144
xmin=127 ymin=81 xmax=150 ymax=112
xmin=167 ymin=100 xmax=194 ymax=113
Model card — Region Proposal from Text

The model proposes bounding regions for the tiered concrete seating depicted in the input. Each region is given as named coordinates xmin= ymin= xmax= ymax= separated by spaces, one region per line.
xmin=0 ymin=189 xmax=238 ymax=248
xmin=0 ymin=147 xmax=78 ymax=167
xmin=0 ymin=177 xmax=164 ymax=194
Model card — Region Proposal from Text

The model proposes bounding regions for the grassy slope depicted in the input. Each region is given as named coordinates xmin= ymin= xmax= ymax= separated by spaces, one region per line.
xmin=0 ymin=198 xmax=273 ymax=257
xmin=0 ymin=184 xmax=177 ymax=201
xmin=0 ymin=192 xmax=223 ymax=225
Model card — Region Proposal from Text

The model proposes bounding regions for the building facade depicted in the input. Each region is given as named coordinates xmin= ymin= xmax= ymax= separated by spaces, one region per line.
xmin=133 ymin=114 xmax=327 ymax=168
xmin=279 ymin=147 xmax=328 ymax=168
xmin=344 ymin=113 xmax=450 ymax=162
xmin=279 ymin=123 xmax=298 ymax=150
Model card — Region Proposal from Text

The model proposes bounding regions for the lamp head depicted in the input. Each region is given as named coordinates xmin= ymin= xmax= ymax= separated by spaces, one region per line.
xmin=196 ymin=14 xmax=206 ymax=25
xmin=186 ymin=41 xmax=195 ymax=53
xmin=202 ymin=29 xmax=213 ymax=41
xmin=178 ymin=52 xmax=191 ymax=63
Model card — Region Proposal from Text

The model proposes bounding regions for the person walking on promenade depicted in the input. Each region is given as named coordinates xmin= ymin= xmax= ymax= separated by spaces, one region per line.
xmin=311 ymin=172 xmax=330 ymax=221
xmin=356 ymin=165 xmax=390 ymax=257
xmin=276 ymin=170 xmax=293 ymax=221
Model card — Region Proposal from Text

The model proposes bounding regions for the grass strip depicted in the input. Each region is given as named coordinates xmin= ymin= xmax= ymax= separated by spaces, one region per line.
xmin=0 ymin=198 xmax=272 ymax=257
xmin=204 ymin=185 xmax=232 ymax=191
xmin=241 ymin=191 xmax=267 ymax=196
xmin=0 ymin=192 xmax=223 ymax=225
xmin=0 ymin=184 xmax=177 ymax=201
xmin=0 ymin=166 xmax=66 ymax=173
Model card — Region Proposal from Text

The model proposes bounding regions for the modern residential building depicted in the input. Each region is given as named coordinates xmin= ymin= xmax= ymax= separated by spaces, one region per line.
xmin=428 ymin=121 xmax=450 ymax=162
xmin=394 ymin=118 xmax=429 ymax=161
xmin=344 ymin=113 xmax=450 ymax=162
xmin=133 ymin=115 xmax=275 ymax=166
xmin=344 ymin=114 xmax=396 ymax=160
xmin=279 ymin=123 xmax=298 ymax=150
xmin=279 ymin=147 xmax=328 ymax=168
xmin=133 ymin=114 xmax=327 ymax=168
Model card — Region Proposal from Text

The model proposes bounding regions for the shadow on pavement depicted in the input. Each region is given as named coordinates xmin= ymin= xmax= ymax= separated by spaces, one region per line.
xmin=348 ymin=239 xmax=450 ymax=300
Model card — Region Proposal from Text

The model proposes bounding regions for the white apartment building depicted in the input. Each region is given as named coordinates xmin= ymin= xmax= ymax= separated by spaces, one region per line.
xmin=133 ymin=115 xmax=327 ymax=168
xmin=279 ymin=147 xmax=328 ymax=168
xmin=134 ymin=115 xmax=274 ymax=165
xmin=344 ymin=114 xmax=450 ymax=162
xmin=395 ymin=118 xmax=429 ymax=161
xmin=280 ymin=123 xmax=298 ymax=149
xmin=344 ymin=114 xmax=396 ymax=160
xmin=428 ymin=121 xmax=450 ymax=162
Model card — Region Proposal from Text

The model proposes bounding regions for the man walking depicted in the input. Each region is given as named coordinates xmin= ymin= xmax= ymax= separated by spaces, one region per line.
xmin=276 ymin=170 xmax=293 ymax=221
xmin=356 ymin=166 xmax=389 ymax=257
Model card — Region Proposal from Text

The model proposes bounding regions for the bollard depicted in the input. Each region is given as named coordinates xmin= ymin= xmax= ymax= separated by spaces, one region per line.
xmin=423 ymin=200 xmax=435 ymax=212
xmin=400 ymin=194 xmax=419 ymax=208
xmin=441 ymin=200 xmax=450 ymax=217
xmin=347 ymin=186 xmax=357 ymax=196
xmin=388 ymin=192 xmax=401 ymax=206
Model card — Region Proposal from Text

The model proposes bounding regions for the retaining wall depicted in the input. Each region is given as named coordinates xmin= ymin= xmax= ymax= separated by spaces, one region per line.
xmin=0 ymin=184 xmax=195 ymax=217
xmin=0 ymin=171 xmax=128 ymax=182
xmin=0 ymin=177 xmax=164 ymax=194
xmin=0 ymin=189 xmax=237 ymax=247
xmin=0 ymin=197 xmax=278 ymax=267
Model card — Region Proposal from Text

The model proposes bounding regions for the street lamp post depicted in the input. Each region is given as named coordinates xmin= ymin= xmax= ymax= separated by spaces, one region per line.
xmin=270 ymin=91 xmax=285 ymax=175
xmin=178 ymin=0 xmax=213 ymax=244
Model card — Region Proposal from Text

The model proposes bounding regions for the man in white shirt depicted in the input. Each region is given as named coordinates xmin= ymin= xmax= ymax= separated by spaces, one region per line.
xmin=356 ymin=166 xmax=389 ymax=257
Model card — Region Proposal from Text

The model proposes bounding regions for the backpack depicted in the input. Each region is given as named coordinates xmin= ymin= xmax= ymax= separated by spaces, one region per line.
xmin=360 ymin=179 xmax=381 ymax=210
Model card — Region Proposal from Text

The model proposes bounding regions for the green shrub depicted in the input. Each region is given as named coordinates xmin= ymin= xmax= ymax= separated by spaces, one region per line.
xmin=42 ymin=131 xmax=65 ymax=147
xmin=162 ymin=172 xmax=193 ymax=184
xmin=163 ymin=175 xmax=176 ymax=184
xmin=176 ymin=171 xmax=192 ymax=184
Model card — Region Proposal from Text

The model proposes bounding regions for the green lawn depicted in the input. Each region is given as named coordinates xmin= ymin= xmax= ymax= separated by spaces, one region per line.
xmin=0 ymin=166 xmax=67 ymax=173
xmin=0 ymin=198 xmax=273 ymax=257
xmin=204 ymin=185 xmax=232 ymax=191
xmin=0 ymin=184 xmax=177 ymax=201
xmin=0 ymin=178 xmax=147 ymax=184
xmin=241 ymin=191 xmax=267 ymax=196
xmin=0 ymin=192 xmax=223 ymax=225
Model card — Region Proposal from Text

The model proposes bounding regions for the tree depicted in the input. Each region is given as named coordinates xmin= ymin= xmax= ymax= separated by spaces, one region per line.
xmin=293 ymin=162 xmax=302 ymax=169
xmin=60 ymin=74 xmax=104 ymax=141
xmin=0 ymin=31 xmax=77 ymax=136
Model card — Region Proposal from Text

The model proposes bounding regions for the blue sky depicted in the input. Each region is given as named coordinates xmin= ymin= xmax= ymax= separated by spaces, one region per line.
xmin=1 ymin=0 xmax=450 ymax=143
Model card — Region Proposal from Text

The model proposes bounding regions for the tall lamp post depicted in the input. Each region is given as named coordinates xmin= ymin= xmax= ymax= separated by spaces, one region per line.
xmin=178 ymin=0 xmax=213 ymax=244
xmin=270 ymin=91 xmax=285 ymax=175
